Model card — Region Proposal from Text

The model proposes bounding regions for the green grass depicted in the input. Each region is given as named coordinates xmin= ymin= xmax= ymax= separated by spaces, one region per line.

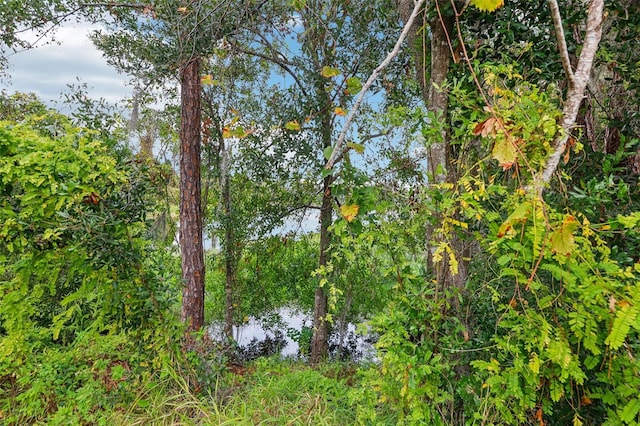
xmin=217 ymin=358 xmax=358 ymax=425
xmin=108 ymin=357 xmax=369 ymax=426
xmin=2 ymin=340 xmax=390 ymax=426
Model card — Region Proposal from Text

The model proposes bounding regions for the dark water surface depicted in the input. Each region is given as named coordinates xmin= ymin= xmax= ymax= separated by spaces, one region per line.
xmin=210 ymin=307 xmax=377 ymax=362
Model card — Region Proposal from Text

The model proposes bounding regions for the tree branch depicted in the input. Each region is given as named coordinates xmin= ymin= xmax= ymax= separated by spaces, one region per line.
xmin=535 ymin=0 xmax=604 ymax=193
xmin=547 ymin=0 xmax=575 ymax=85
xmin=227 ymin=41 xmax=310 ymax=99
xmin=78 ymin=2 xmax=147 ymax=9
xmin=324 ymin=0 xmax=426 ymax=170
xmin=328 ymin=131 xmax=388 ymax=165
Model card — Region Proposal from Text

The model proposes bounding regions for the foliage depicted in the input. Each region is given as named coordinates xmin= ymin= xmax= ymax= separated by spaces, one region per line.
xmin=205 ymin=235 xmax=319 ymax=325
xmin=359 ymin=49 xmax=640 ymax=424
xmin=467 ymin=188 xmax=640 ymax=425
xmin=0 ymin=102 xmax=182 ymax=423
xmin=3 ymin=1 xmax=640 ymax=425
xmin=218 ymin=357 xmax=360 ymax=424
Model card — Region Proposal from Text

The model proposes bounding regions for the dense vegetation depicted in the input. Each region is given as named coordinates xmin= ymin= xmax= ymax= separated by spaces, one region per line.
xmin=1 ymin=1 xmax=640 ymax=425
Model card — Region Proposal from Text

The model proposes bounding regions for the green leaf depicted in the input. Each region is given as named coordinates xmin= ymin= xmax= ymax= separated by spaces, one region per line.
xmin=346 ymin=142 xmax=365 ymax=154
xmin=346 ymin=76 xmax=362 ymax=94
xmin=323 ymin=146 xmax=334 ymax=160
xmin=497 ymin=200 xmax=533 ymax=237
xmin=617 ymin=212 xmax=640 ymax=229
xmin=619 ymin=398 xmax=640 ymax=423
xmin=605 ymin=304 xmax=638 ymax=350
xmin=285 ymin=120 xmax=301 ymax=131
xmin=290 ymin=0 xmax=306 ymax=11
xmin=550 ymin=380 xmax=564 ymax=402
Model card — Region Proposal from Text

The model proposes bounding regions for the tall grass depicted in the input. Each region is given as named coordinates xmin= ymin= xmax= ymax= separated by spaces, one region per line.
xmin=109 ymin=357 xmax=364 ymax=425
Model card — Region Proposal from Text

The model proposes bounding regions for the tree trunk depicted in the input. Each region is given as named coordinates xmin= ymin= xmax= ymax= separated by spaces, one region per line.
xmin=400 ymin=1 xmax=467 ymax=294
xmin=179 ymin=57 xmax=205 ymax=332
xmin=398 ymin=0 xmax=429 ymax=101
xmin=221 ymin=142 xmax=235 ymax=341
xmin=427 ymin=11 xmax=469 ymax=298
xmin=410 ymin=6 xmax=471 ymax=423
xmin=310 ymin=172 xmax=333 ymax=365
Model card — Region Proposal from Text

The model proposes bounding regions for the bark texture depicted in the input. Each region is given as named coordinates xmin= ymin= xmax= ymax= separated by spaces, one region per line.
xmin=399 ymin=0 xmax=470 ymax=340
xmin=179 ymin=58 xmax=205 ymax=331
xmin=398 ymin=0 xmax=429 ymax=101
xmin=310 ymin=173 xmax=333 ymax=364
xmin=429 ymin=11 xmax=468 ymax=299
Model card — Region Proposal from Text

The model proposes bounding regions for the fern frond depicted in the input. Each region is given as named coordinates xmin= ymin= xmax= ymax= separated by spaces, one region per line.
xmin=605 ymin=304 xmax=638 ymax=350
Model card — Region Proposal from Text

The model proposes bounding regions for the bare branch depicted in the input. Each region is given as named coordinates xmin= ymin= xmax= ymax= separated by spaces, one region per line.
xmin=328 ymin=131 xmax=388 ymax=165
xmin=227 ymin=41 xmax=310 ymax=99
xmin=547 ymin=0 xmax=575 ymax=84
xmin=535 ymin=0 xmax=604 ymax=193
xmin=324 ymin=0 xmax=426 ymax=170
xmin=77 ymin=2 xmax=147 ymax=9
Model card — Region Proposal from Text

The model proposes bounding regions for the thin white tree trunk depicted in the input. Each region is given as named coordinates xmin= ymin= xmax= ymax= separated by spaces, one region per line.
xmin=536 ymin=0 xmax=605 ymax=192
xmin=324 ymin=0 xmax=426 ymax=170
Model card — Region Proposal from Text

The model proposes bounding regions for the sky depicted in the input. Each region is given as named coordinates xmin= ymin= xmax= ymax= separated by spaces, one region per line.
xmin=2 ymin=23 xmax=132 ymax=107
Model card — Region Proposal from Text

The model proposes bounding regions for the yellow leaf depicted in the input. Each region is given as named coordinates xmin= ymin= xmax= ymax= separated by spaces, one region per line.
xmin=448 ymin=250 xmax=459 ymax=276
xmin=550 ymin=215 xmax=579 ymax=256
xmin=285 ymin=120 xmax=301 ymax=131
xmin=340 ymin=204 xmax=359 ymax=222
xmin=492 ymin=136 xmax=521 ymax=170
xmin=334 ymin=107 xmax=347 ymax=116
xmin=177 ymin=6 xmax=188 ymax=13
xmin=321 ymin=66 xmax=341 ymax=78
xmin=497 ymin=200 xmax=533 ymax=238
xmin=471 ymin=0 xmax=504 ymax=12
xmin=201 ymin=74 xmax=213 ymax=86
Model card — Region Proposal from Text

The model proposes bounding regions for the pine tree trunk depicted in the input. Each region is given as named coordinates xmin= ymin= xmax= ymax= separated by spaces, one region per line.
xmin=179 ymin=57 xmax=205 ymax=332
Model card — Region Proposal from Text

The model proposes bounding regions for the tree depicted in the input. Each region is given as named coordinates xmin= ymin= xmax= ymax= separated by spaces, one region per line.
xmin=396 ymin=0 xmax=469 ymax=328
xmin=178 ymin=57 xmax=205 ymax=330
xmin=350 ymin=1 xmax=630 ymax=423
xmin=92 ymin=0 xmax=263 ymax=332
xmin=231 ymin=0 xmax=401 ymax=363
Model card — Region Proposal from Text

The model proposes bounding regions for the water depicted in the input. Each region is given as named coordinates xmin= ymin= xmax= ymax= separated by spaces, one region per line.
xmin=210 ymin=306 xmax=377 ymax=362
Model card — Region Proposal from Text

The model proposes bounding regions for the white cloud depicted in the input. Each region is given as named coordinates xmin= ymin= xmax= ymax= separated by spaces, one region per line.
xmin=3 ymin=23 xmax=132 ymax=105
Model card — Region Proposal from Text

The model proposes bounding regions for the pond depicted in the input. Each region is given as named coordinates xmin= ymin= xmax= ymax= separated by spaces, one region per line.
xmin=209 ymin=306 xmax=377 ymax=363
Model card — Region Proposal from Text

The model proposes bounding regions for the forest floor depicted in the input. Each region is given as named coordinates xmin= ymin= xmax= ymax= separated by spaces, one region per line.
xmin=110 ymin=357 xmax=387 ymax=425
